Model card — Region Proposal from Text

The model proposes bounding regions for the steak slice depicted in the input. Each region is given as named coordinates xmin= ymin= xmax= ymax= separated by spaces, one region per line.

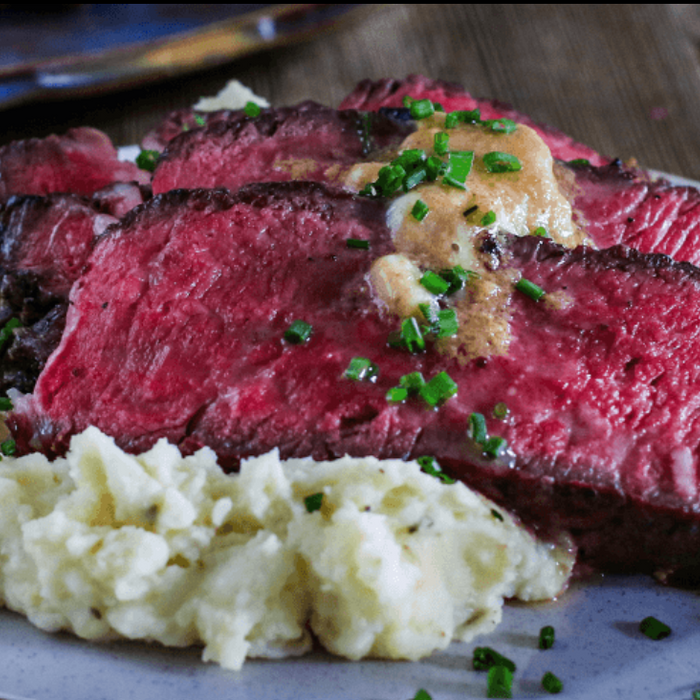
xmin=151 ymin=103 xmax=415 ymax=195
xmin=0 ymin=127 xmax=150 ymax=204
xmin=340 ymin=74 xmax=609 ymax=166
xmin=571 ymin=160 xmax=700 ymax=266
xmin=10 ymin=181 xmax=700 ymax=575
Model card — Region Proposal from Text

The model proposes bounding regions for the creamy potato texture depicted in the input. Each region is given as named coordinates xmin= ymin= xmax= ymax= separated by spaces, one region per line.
xmin=0 ymin=427 xmax=573 ymax=670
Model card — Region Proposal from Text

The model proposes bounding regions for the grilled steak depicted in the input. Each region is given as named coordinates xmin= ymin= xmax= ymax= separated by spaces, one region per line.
xmin=340 ymin=74 xmax=609 ymax=166
xmin=0 ymin=127 xmax=149 ymax=203
xmin=10 ymin=181 xmax=700 ymax=574
xmin=151 ymin=103 xmax=415 ymax=195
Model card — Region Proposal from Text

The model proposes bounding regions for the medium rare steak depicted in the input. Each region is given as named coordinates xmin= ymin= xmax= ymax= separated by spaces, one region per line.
xmin=340 ymin=74 xmax=609 ymax=166
xmin=0 ymin=127 xmax=149 ymax=203
xmin=151 ymin=103 xmax=415 ymax=195
xmin=10 ymin=181 xmax=700 ymax=574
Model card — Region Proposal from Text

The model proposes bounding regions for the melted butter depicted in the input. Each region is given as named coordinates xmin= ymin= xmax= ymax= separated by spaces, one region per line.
xmin=345 ymin=115 xmax=587 ymax=363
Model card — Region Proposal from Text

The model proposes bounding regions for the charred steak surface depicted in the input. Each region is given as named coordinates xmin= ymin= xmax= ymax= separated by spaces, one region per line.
xmin=11 ymin=180 xmax=700 ymax=574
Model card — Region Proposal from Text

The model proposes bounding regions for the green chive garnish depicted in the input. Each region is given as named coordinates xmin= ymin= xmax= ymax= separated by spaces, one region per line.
xmin=417 ymin=455 xmax=455 ymax=484
xmin=568 ymin=158 xmax=590 ymax=167
xmin=447 ymin=150 xmax=474 ymax=184
xmin=515 ymin=278 xmax=545 ymax=301
xmin=420 ymin=270 xmax=450 ymax=296
xmin=639 ymin=616 xmax=671 ymax=640
xmin=444 ymin=109 xmax=481 ymax=128
xmin=481 ymin=210 xmax=496 ymax=226
xmin=441 ymin=265 xmax=475 ymax=295
xmin=409 ymin=99 xmax=435 ymax=120
xmin=541 ymin=671 xmax=563 ymax=694
xmin=442 ymin=174 xmax=467 ymax=190
xmin=193 ymin=114 xmax=207 ymax=126
xmin=344 ymin=357 xmax=378 ymax=382
xmin=304 ymin=493 xmax=323 ymax=513
xmin=483 ymin=151 xmax=522 ymax=173
xmin=244 ymin=101 xmax=261 ymax=118
xmin=434 ymin=132 xmax=450 ymax=155
xmin=403 ymin=168 xmax=427 ymax=191
xmin=386 ymin=386 xmax=408 ymax=403
xmin=1 ymin=439 xmax=16 ymax=456
xmin=412 ymin=690 xmax=432 ymax=700
xmin=419 ymin=371 xmax=458 ymax=407
xmin=284 ymin=320 xmax=313 ymax=344
xmin=426 ymin=155 xmax=447 ymax=181
xmin=434 ymin=308 xmax=459 ymax=337
xmin=487 ymin=666 xmax=513 ymax=698
xmin=400 ymin=317 xmax=425 ymax=353
xmin=539 ymin=625 xmax=555 ymax=650
xmin=491 ymin=508 xmax=504 ymax=522
xmin=469 ymin=412 xmax=487 ymax=444
xmin=399 ymin=372 xmax=426 ymax=394
xmin=411 ymin=199 xmax=430 ymax=221
xmin=0 ymin=397 xmax=12 ymax=411
xmin=483 ymin=436 xmax=508 ymax=459
xmin=0 ymin=317 xmax=21 ymax=351
xmin=473 ymin=647 xmax=517 ymax=673
xmin=135 ymin=149 xmax=159 ymax=172
xmin=533 ymin=226 xmax=549 ymax=237
xmin=346 ymin=238 xmax=370 ymax=249
xmin=484 ymin=118 xmax=517 ymax=134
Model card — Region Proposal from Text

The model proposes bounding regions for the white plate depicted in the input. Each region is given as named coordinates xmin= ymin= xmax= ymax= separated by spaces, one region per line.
xmin=3 ymin=166 xmax=698 ymax=700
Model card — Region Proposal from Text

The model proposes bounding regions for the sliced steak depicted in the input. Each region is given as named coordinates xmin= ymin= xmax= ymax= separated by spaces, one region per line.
xmin=151 ymin=103 xmax=414 ymax=195
xmin=0 ymin=127 xmax=150 ymax=203
xmin=10 ymin=181 xmax=700 ymax=574
xmin=340 ymin=74 xmax=609 ymax=166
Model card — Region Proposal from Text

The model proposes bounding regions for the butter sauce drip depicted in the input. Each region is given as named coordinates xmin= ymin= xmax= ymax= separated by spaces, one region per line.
xmin=346 ymin=114 xmax=588 ymax=362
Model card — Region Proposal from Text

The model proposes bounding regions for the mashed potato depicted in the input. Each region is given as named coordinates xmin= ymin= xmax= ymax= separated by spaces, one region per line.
xmin=0 ymin=427 xmax=573 ymax=671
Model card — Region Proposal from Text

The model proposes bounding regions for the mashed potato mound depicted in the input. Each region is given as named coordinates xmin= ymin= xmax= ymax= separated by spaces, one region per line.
xmin=0 ymin=427 xmax=573 ymax=670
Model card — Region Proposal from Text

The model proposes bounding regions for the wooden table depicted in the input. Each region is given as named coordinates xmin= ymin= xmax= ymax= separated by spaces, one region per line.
xmin=3 ymin=4 xmax=700 ymax=180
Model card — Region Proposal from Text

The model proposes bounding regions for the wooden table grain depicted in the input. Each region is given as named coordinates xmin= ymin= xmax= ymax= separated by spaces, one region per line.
xmin=3 ymin=4 xmax=700 ymax=179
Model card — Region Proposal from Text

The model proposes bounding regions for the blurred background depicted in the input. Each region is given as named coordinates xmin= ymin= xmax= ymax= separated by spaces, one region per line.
xmin=2 ymin=4 xmax=700 ymax=179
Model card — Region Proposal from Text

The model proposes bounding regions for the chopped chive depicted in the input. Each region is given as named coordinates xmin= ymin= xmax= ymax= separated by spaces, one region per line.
xmin=409 ymin=99 xmax=435 ymax=120
xmin=284 ymin=320 xmax=313 ymax=344
xmin=0 ymin=317 xmax=21 ymax=350
xmin=481 ymin=210 xmax=496 ymax=226
xmin=440 ymin=265 xmax=473 ymax=295
xmin=533 ymin=226 xmax=549 ymax=237
xmin=434 ymin=308 xmax=459 ymax=338
xmin=433 ymin=103 xmax=444 ymax=113
xmin=493 ymin=402 xmax=509 ymax=419
xmin=447 ymin=150 xmax=474 ymax=182
xmin=412 ymin=690 xmax=432 ymax=700
xmin=539 ymin=625 xmax=555 ymax=650
xmin=541 ymin=672 xmax=563 ymax=694
xmin=386 ymin=386 xmax=408 ymax=403
xmin=346 ymin=238 xmax=370 ymax=249
xmin=444 ymin=109 xmax=481 ymax=128
xmin=182 ymin=123 xmax=190 ymax=132
xmin=639 ymin=616 xmax=671 ymax=640
xmin=483 ymin=436 xmax=508 ymax=459
xmin=244 ymin=101 xmax=261 ymax=118
xmin=484 ymin=118 xmax=517 ymax=134
xmin=411 ymin=199 xmax=430 ymax=221
xmin=463 ymin=205 xmax=479 ymax=217
xmin=1 ymin=438 xmax=16 ymax=456
xmin=420 ymin=270 xmax=450 ymax=296
xmin=304 ymin=493 xmax=323 ymax=513
xmin=568 ymin=158 xmax=590 ymax=167
xmin=491 ymin=508 xmax=504 ymax=522
xmin=399 ymin=372 xmax=426 ymax=394
xmin=483 ymin=151 xmax=522 ymax=173
xmin=344 ymin=357 xmax=379 ymax=382
xmin=693 ymin=691 xmax=700 ymax=700
xmin=417 ymin=455 xmax=455 ymax=484
xmin=418 ymin=302 xmax=438 ymax=327
xmin=0 ymin=397 xmax=12 ymax=411
xmin=473 ymin=647 xmax=517 ymax=673
xmin=135 ymin=149 xmax=159 ymax=173
xmin=419 ymin=371 xmax=458 ymax=407
xmin=193 ymin=114 xmax=207 ymax=126
xmin=487 ymin=665 xmax=513 ymax=698
xmin=469 ymin=412 xmax=487 ymax=444
xmin=394 ymin=149 xmax=426 ymax=169
xmin=515 ymin=278 xmax=545 ymax=301
xmin=400 ymin=317 xmax=425 ymax=353
xmin=402 ymin=95 xmax=415 ymax=108
xmin=434 ymin=131 xmax=450 ymax=155
xmin=403 ymin=167 xmax=427 ymax=191
xmin=425 ymin=155 xmax=447 ymax=181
